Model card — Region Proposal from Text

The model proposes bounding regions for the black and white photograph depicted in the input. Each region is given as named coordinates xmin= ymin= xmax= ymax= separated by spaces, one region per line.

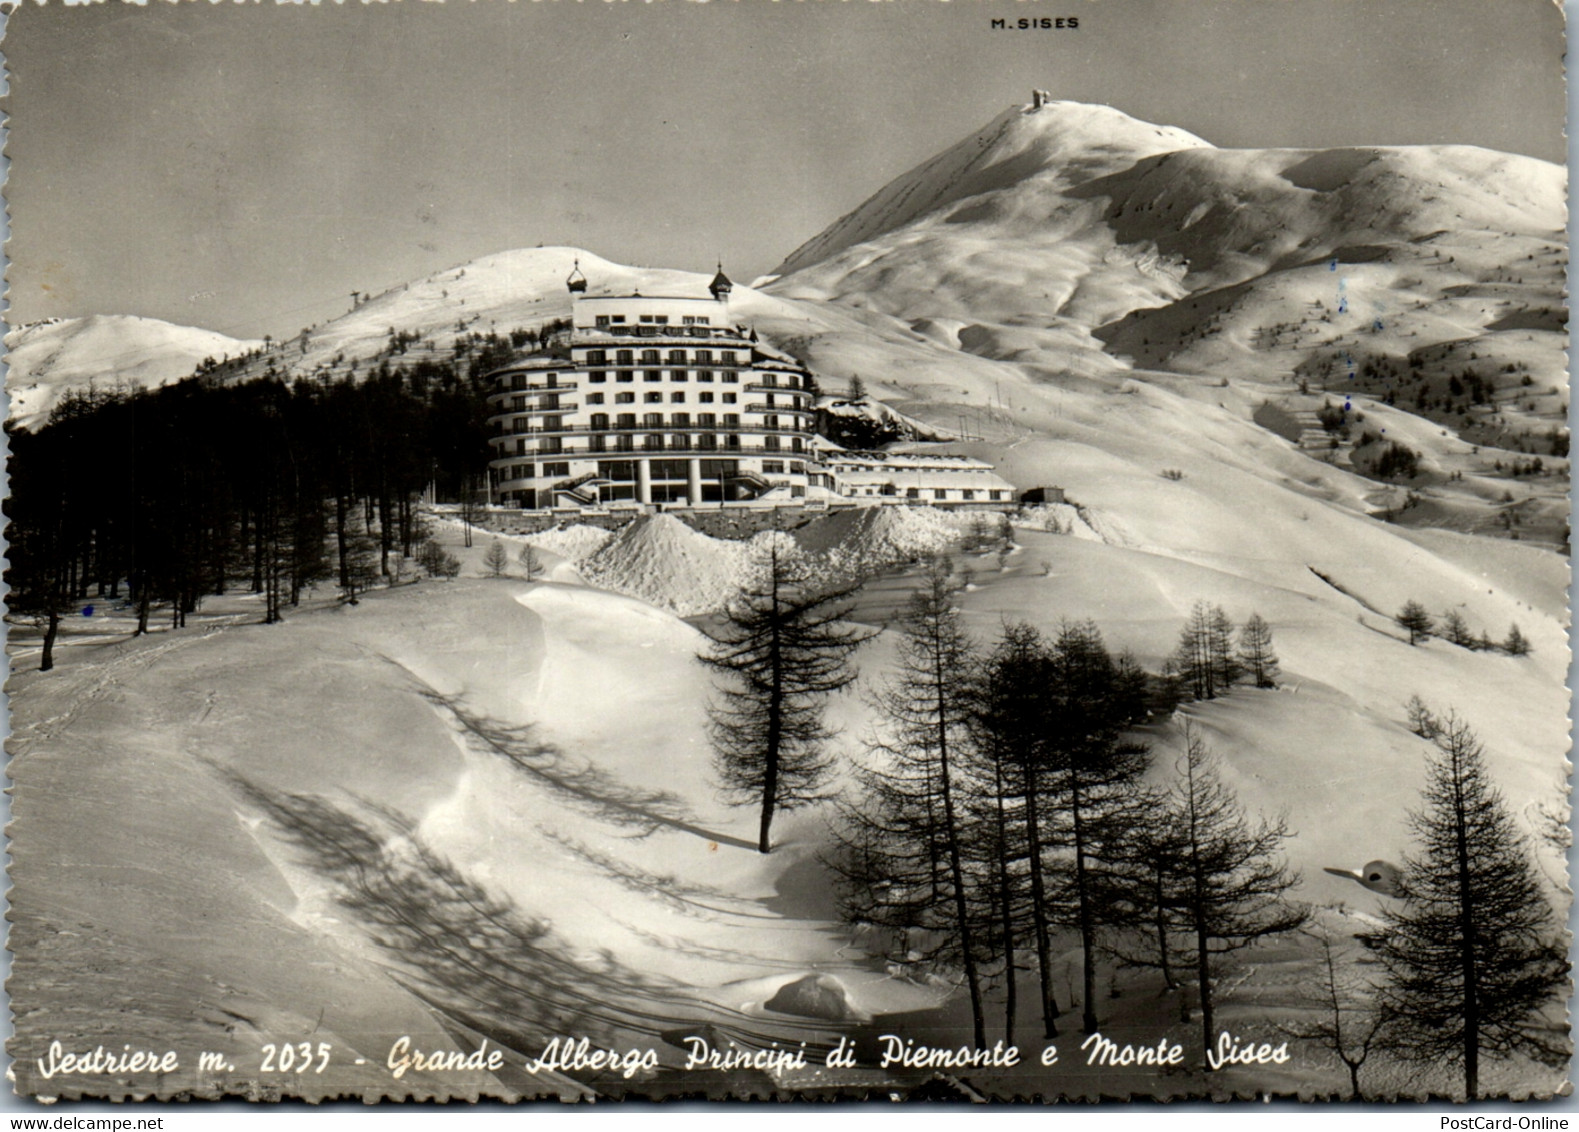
xmin=2 ymin=0 xmax=1570 ymax=1105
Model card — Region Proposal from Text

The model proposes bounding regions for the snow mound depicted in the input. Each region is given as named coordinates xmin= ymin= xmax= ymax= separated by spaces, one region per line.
xmin=581 ymin=514 xmax=754 ymax=616
xmin=524 ymin=523 xmax=615 ymax=564
xmin=795 ymin=505 xmax=969 ymax=577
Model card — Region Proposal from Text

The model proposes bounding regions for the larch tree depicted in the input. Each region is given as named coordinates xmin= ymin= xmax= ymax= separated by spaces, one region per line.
xmin=1375 ymin=709 xmax=1568 ymax=1100
xmin=1207 ymin=605 xmax=1242 ymax=691
xmin=1396 ymin=600 xmax=1434 ymax=646
xmin=1169 ymin=601 xmax=1218 ymax=700
xmin=1043 ymin=620 xmax=1151 ymax=1036
xmin=964 ymin=621 xmax=1056 ymax=1039
xmin=1162 ymin=724 xmax=1308 ymax=1060
xmin=1237 ymin=613 xmax=1280 ymax=689
xmin=700 ymin=546 xmax=869 ymax=855
xmin=518 ymin=542 xmax=546 ymax=581
xmin=483 ymin=538 xmax=510 ymax=578
xmin=1503 ymin=624 xmax=1531 ymax=656
xmin=830 ymin=558 xmax=987 ymax=1047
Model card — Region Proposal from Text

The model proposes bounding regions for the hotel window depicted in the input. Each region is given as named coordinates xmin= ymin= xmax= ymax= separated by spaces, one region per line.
xmin=644 ymin=412 xmax=663 ymax=427
xmin=722 ymin=392 xmax=738 ymax=404
xmin=698 ymin=412 xmax=716 ymax=426
xmin=595 ymin=316 xmax=610 ymax=328
xmin=645 ymin=392 xmax=662 ymax=403
xmin=645 ymin=370 xmax=662 ymax=382
xmin=515 ymin=439 xmax=529 ymax=456
xmin=762 ymin=375 xmax=778 ymax=388
xmin=542 ymin=416 xmax=563 ymax=431
xmin=990 ymin=490 xmax=1003 ymax=500
xmin=724 ymin=413 xmax=739 ymax=426
xmin=792 ymin=438 xmax=804 ymax=453
xmin=617 ymin=370 xmax=634 ymax=383
xmin=790 ymin=462 xmax=805 ymax=474
xmin=672 ymin=412 xmax=690 ymax=427
xmin=962 ymin=490 xmax=976 ymax=501
xmin=589 ymin=371 xmax=607 ymax=383
xmin=667 ymin=349 xmax=686 ymax=364
xmin=590 ymin=436 xmax=606 ymax=453
xmin=644 ymin=435 xmax=664 ymax=451
xmin=511 ymin=395 xmax=527 ymax=411
xmin=697 ymin=350 xmax=713 ymax=363
xmin=641 ymin=350 xmax=659 ymax=364
xmin=591 ymin=413 xmax=609 ymax=430
xmin=764 ymin=436 xmax=781 ymax=451
xmin=935 ymin=489 xmax=947 ymax=500
xmin=670 ymin=434 xmax=688 ymax=449
xmin=616 ymin=350 xmax=634 ymax=365
xmin=671 ymin=392 xmax=686 ymax=403
xmin=544 ymin=462 xmax=570 ymax=477
xmin=587 ymin=350 xmax=608 ymax=364
xmin=682 ymin=315 xmax=710 ymax=325
xmin=725 ymin=435 xmax=741 ymax=449
xmin=763 ymin=461 xmax=785 ymax=474
xmin=764 ymin=415 xmax=779 ymax=429
xmin=669 ymin=370 xmax=687 ymax=382
xmin=907 ymin=487 xmax=920 ymax=499
xmin=723 ymin=372 xmax=739 ymax=383
xmin=699 ymin=392 xmax=715 ymax=403
xmin=698 ymin=434 xmax=718 ymax=450
xmin=617 ymin=413 xmax=636 ymax=427
xmin=587 ymin=392 xmax=605 ymax=404
xmin=722 ymin=352 xmax=738 ymax=365
xmin=698 ymin=370 xmax=714 ymax=382
xmin=615 ymin=392 xmax=635 ymax=404
xmin=617 ymin=435 xmax=634 ymax=452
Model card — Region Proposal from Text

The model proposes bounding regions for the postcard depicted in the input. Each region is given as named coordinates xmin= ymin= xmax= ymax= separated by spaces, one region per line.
xmin=4 ymin=0 xmax=1569 ymax=1103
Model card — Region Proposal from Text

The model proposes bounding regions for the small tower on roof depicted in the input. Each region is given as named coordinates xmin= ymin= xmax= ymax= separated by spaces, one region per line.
xmin=566 ymin=259 xmax=588 ymax=294
xmin=709 ymin=263 xmax=733 ymax=302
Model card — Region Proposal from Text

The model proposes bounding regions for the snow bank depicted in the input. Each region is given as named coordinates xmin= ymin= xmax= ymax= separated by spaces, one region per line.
xmin=524 ymin=523 xmax=615 ymax=564
xmin=794 ymin=505 xmax=969 ymax=578
xmin=581 ymin=515 xmax=755 ymax=617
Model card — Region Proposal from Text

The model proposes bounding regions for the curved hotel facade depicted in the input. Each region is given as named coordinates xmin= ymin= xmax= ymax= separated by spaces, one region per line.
xmin=487 ymin=273 xmax=820 ymax=509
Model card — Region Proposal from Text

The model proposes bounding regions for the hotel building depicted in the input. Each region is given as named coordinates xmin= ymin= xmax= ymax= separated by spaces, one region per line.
xmin=487 ymin=270 xmax=821 ymax=508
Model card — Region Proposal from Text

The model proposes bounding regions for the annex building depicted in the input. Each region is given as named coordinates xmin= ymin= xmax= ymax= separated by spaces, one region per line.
xmin=486 ymin=266 xmax=1016 ymax=511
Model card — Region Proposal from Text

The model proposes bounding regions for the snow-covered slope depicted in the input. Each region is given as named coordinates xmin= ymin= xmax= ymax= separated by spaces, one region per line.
xmin=6 ymin=314 xmax=264 ymax=430
xmin=767 ymin=99 xmax=1567 ymax=399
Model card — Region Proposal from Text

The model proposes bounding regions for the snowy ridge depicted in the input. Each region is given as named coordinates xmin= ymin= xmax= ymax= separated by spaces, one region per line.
xmin=6 ymin=314 xmax=264 ymax=431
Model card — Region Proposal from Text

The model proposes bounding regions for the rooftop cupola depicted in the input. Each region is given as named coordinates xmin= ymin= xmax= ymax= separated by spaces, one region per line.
xmin=709 ymin=263 xmax=733 ymax=302
xmin=566 ymin=259 xmax=588 ymax=294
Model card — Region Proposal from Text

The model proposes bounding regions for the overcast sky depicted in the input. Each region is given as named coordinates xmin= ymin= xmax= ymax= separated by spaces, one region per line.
xmin=3 ymin=0 xmax=1566 ymax=340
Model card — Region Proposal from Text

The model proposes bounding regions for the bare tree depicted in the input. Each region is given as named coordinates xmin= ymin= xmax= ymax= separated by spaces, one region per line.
xmin=699 ymin=546 xmax=869 ymax=854
xmin=1158 ymin=723 xmax=1308 ymax=1061
xmin=1279 ymin=927 xmax=1388 ymax=1100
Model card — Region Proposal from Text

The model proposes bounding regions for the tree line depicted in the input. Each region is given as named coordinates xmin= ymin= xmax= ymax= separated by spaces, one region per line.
xmin=6 ymin=367 xmax=494 ymax=668
xmin=699 ymin=554 xmax=1303 ymax=1055
xmin=697 ymin=556 xmax=1566 ymax=1092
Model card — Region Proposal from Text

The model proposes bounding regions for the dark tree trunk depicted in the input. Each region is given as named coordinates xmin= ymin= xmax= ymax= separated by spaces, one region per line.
xmin=40 ymin=609 xmax=60 ymax=672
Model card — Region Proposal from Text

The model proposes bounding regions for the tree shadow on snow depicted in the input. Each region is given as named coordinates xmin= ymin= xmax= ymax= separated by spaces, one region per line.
xmin=418 ymin=688 xmax=756 ymax=851
xmin=211 ymin=766 xmax=843 ymax=1068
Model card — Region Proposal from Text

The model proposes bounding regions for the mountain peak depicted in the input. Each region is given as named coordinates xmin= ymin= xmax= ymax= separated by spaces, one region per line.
xmin=773 ymin=99 xmax=1211 ymax=276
